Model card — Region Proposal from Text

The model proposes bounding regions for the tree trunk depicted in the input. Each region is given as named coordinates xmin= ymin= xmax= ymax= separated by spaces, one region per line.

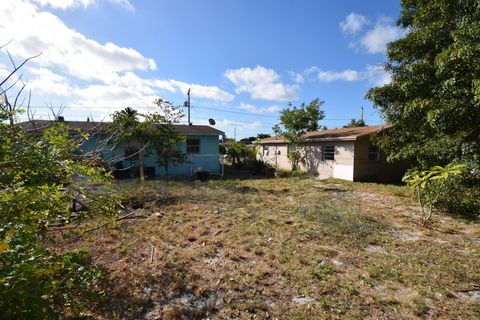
xmin=139 ymin=148 xmax=144 ymax=183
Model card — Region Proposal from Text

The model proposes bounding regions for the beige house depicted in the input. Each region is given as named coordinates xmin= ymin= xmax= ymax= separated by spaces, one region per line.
xmin=258 ymin=125 xmax=407 ymax=182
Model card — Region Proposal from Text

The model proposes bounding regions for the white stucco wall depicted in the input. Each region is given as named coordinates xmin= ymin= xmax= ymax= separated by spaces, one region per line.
xmin=259 ymin=141 xmax=355 ymax=180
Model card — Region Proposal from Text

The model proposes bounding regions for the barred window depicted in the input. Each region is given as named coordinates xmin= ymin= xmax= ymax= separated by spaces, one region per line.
xmin=322 ymin=146 xmax=335 ymax=160
xmin=187 ymin=139 xmax=200 ymax=154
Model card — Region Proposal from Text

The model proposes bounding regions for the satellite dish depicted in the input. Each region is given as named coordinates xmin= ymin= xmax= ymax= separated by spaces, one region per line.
xmin=208 ymin=118 xmax=216 ymax=125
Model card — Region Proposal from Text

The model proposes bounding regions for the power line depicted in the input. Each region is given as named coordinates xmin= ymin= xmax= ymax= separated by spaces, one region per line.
xmin=22 ymin=105 xmax=377 ymax=122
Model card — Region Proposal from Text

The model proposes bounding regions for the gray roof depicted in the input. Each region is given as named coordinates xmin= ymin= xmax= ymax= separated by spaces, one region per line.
xmin=16 ymin=120 xmax=225 ymax=136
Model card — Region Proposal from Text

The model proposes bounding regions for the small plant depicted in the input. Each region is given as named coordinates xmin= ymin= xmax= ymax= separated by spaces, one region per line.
xmin=402 ymin=163 xmax=465 ymax=225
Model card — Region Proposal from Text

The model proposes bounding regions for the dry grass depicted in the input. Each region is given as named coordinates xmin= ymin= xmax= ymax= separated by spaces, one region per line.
xmin=56 ymin=175 xmax=480 ymax=319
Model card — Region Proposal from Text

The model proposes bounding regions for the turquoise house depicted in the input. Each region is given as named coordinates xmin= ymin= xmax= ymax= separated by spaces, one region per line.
xmin=19 ymin=120 xmax=225 ymax=179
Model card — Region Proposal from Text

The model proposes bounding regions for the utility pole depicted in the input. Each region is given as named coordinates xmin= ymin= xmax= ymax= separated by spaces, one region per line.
xmin=234 ymin=127 xmax=236 ymax=141
xmin=361 ymin=106 xmax=364 ymax=122
xmin=187 ymin=88 xmax=192 ymax=125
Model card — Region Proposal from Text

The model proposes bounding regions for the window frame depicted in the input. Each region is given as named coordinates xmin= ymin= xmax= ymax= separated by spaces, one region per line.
xmin=186 ymin=138 xmax=201 ymax=154
xmin=368 ymin=145 xmax=380 ymax=161
xmin=263 ymin=145 xmax=269 ymax=156
xmin=322 ymin=145 xmax=335 ymax=161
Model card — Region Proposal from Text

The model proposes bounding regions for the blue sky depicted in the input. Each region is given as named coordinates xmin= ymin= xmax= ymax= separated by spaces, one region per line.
xmin=1 ymin=0 xmax=403 ymax=138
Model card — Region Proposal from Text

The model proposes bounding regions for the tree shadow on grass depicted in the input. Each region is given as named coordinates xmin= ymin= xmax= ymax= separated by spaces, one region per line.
xmin=93 ymin=261 xmax=219 ymax=320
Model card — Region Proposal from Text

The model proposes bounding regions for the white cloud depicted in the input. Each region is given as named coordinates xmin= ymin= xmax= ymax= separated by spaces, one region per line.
xmin=364 ymin=64 xmax=391 ymax=86
xmin=317 ymin=69 xmax=361 ymax=82
xmin=359 ymin=17 xmax=404 ymax=54
xmin=216 ymin=119 xmax=262 ymax=129
xmin=0 ymin=0 xmax=234 ymax=115
xmin=289 ymin=71 xmax=304 ymax=84
xmin=340 ymin=13 xmax=368 ymax=35
xmin=1 ymin=0 xmax=153 ymax=84
xmin=0 ymin=63 xmax=11 ymax=78
xmin=32 ymin=0 xmax=134 ymax=11
xmin=170 ymin=80 xmax=234 ymax=102
xmin=72 ymin=84 xmax=158 ymax=113
xmin=238 ymin=102 xmax=281 ymax=114
xmin=27 ymin=67 xmax=74 ymax=96
xmin=224 ymin=66 xmax=297 ymax=101
xmin=305 ymin=65 xmax=390 ymax=86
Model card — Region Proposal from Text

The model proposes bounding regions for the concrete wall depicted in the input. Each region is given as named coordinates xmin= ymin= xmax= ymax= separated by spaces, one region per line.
xmin=260 ymin=137 xmax=407 ymax=183
xmin=260 ymin=141 xmax=355 ymax=180
xmin=300 ymin=141 xmax=355 ymax=180
xmin=261 ymin=143 xmax=291 ymax=170
xmin=80 ymin=133 xmax=221 ymax=177
xmin=353 ymin=136 xmax=407 ymax=183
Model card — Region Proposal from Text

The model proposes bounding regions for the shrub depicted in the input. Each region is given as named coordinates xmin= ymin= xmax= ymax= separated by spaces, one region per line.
xmin=433 ymin=163 xmax=480 ymax=219
xmin=402 ymin=163 xmax=465 ymax=224
xmin=0 ymin=124 xmax=115 ymax=319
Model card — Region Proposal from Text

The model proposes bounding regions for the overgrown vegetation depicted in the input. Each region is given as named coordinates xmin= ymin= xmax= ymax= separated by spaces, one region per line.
xmin=402 ymin=163 xmax=465 ymax=225
xmin=226 ymin=140 xmax=275 ymax=176
xmin=0 ymin=122 xmax=116 ymax=319
xmin=274 ymin=99 xmax=325 ymax=171
xmin=66 ymin=176 xmax=480 ymax=319
xmin=108 ymin=100 xmax=186 ymax=181
xmin=367 ymin=0 xmax=480 ymax=218
xmin=0 ymin=52 xmax=118 ymax=319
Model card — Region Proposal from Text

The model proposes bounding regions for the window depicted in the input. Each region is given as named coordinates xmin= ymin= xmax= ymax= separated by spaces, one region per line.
xmin=263 ymin=145 xmax=269 ymax=156
xmin=287 ymin=144 xmax=296 ymax=155
xmin=187 ymin=139 xmax=200 ymax=154
xmin=125 ymin=143 xmax=139 ymax=160
xmin=368 ymin=146 xmax=380 ymax=161
xmin=322 ymin=145 xmax=335 ymax=160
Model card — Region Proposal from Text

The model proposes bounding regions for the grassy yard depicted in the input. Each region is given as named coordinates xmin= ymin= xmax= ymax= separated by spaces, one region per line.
xmin=56 ymin=176 xmax=480 ymax=319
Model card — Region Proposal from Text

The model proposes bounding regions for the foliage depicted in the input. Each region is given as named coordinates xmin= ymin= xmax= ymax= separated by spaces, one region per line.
xmin=0 ymin=123 xmax=115 ymax=319
xmin=109 ymin=100 xmax=186 ymax=178
xmin=402 ymin=163 xmax=465 ymax=225
xmin=256 ymin=133 xmax=271 ymax=140
xmin=366 ymin=0 xmax=480 ymax=217
xmin=275 ymin=99 xmax=325 ymax=170
xmin=109 ymin=107 xmax=139 ymax=145
xmin=226 ymin=141 xmax=274 ymax=175
xmin=343 ymin=119 xmax=365 ymax=128
xmin=148 ymin=99 xmax=185 ymax=177
xmin=432 ymin=168 xmax=480 ymax=219
xmin=219 ymin=144 xmax=227 ymax=155
xmin=227 ymin=140 xmax=244 ymax=165
xmin=239 ymin=136 xmax=257 ymax=144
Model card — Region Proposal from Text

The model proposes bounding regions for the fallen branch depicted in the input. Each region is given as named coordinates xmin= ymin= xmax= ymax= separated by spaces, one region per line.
xmin=83 ymin=201 xmax=143 ymax=233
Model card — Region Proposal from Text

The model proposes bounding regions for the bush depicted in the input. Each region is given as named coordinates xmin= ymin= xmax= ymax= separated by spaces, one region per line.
xmin=245 ymin=158 xmax=276 ymax=177
xmin=433 ymin=168 xmax=480 ymax=219
xmin=0 ymin=124 xmax=115 ymax=318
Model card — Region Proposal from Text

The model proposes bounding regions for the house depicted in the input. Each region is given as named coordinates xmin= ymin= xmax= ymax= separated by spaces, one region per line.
xmin=258 ymin=125 xmax=407 ymax=182
xmin=18 ymin=119 xmax=225 ymax=178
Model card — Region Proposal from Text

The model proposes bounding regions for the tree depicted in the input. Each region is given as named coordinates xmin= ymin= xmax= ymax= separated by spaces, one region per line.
xmin=240 ymin=136 xmax=257 ymax=144
xmin=403 ymin=163 xmax=465 ymax=225
xmin=275 ymin=99 xmax=325 ymax=170
xmin=343 ymin=119 xmax=365 ymax=128
xmin=1 ymin=54 xmax=115 ymax=318
xmin=148 ymin=99 xmax=185 ymax=178
xmin=109 ymin=101 xmax=186 ymax=180
xmin=256 ymin=133 xmax=271 ymax=140
xmin=109 ymin=107 xmax=146 ymax=181
xmin=366 ymin=0 xmax=480 ymax=217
